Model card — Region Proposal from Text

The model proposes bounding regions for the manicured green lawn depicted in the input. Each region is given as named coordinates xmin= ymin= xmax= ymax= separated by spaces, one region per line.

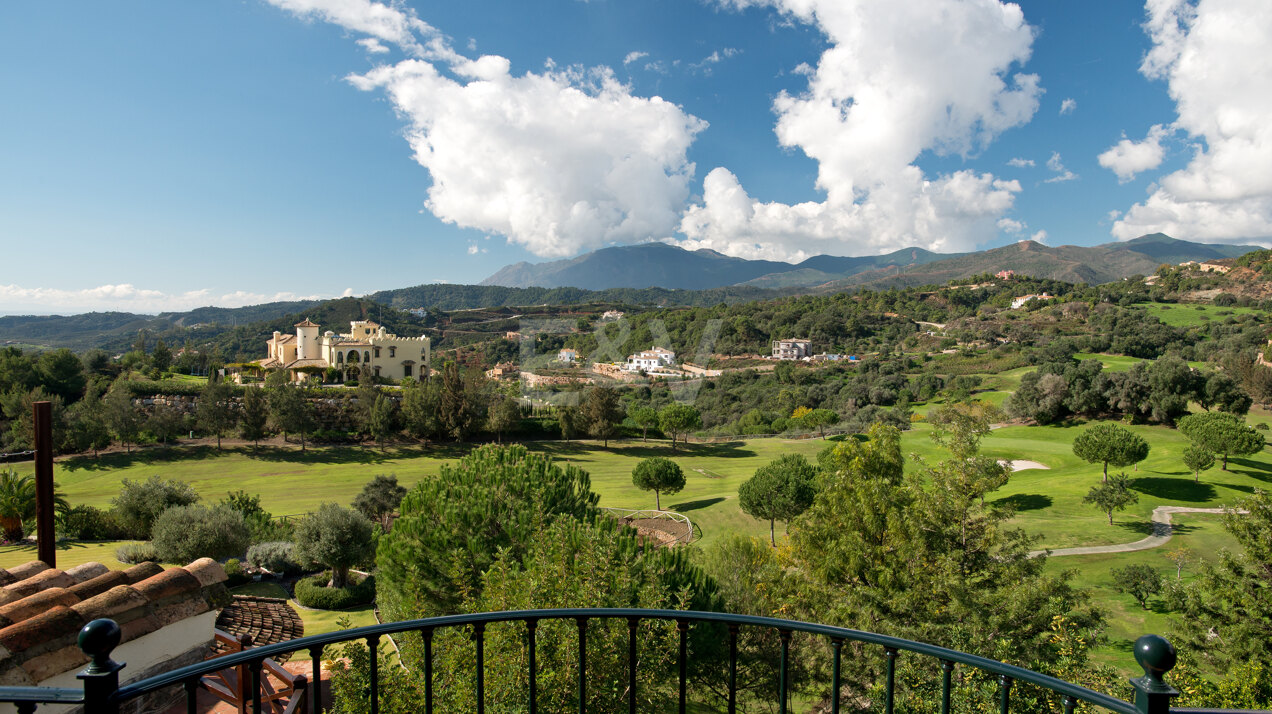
xmin=1136 ymin=302 xmax=1267 ymax=327
xmin=0 ymin=540 xmax=138 ymax=571
xmin=1043 ymin=512 xmax=1242 ymax=675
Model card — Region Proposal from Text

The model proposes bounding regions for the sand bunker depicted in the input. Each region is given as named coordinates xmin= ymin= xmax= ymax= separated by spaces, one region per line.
xmin=998 ymin=459 xmax=1050 ymax=472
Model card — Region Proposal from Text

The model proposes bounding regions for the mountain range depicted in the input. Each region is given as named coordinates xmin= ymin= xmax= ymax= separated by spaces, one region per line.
xmin=479 ymin=234 xmax=1259 ymax=291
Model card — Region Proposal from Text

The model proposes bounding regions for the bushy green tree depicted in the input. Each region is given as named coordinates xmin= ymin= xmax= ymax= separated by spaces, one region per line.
xmin=239 ymin=387 xmax=269 ymax=448
xmin=788 ymin=423 xmax=1102 ymax=711
xmin=65 ymin=383 xmax=111 ymax=457
xmin=582 ymin=386 xmax=624 ymax=446
xmin=352 ymin=474 xmax=407 ymax=532
xmin=1072 ymin=423 xmax=1150 ymax=482
xmin=377 ymin=444 xmax=600 ymax=618
xmin=113 ymin=475 xmax=199 ymax=537
xmin=105 ymin=384 xmax=141 ymax=453
xmin=293 ymin=503 xmax=376 ymax=589
xmin=1178 ymin=411 xmax=1264 ymax=470
xmin=146 ymin=402 xmax=186 ymax=447
xmin=268 ymin=383 xmax=315 ymax=451
xmin=1083 ymin=474 xmax=1139 ymax=525
xmin=152 ymin=504 xmax=250 ymax=563
xmin=1111 ymin=563 xmax=1162 ymax=609
xmin=400 ymin=377 xmax=441 ymax=440
xmin=197 ymin=380 xmax=237 ymax=450
xmin=367 ymin=394 xmax=399 ymax=450
xmin=658 ymin=403 xmax=701 ymax=450
xmin=557 ymin=404 xmax=583 ymax=441
xmin=438 ymin=362 xmax=487 ymax=441
xmin=631 ymin=456 xmax=686 ymax=510
xmin=738 ymin=454 xmax=817 ymax=545
xmin=331 ymin=518 xmax=717 ymax=714
xmin=1182 ymin=444 xmax=1216 ymax=483
xmin=484 ymin=393 xmax=520 ymax=443
xmin=1167 ymin=490 xmax=1272 ymax=678
xmin=630 ymin=405 xmax=659 ymax=442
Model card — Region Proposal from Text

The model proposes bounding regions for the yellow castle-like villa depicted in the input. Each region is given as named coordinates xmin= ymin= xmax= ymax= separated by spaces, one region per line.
xmin=260 ymin=319 xmax=430 ymax=382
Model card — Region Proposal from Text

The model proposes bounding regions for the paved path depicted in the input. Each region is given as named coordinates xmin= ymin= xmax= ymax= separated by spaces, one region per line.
xmin=1030 ymin=506 xmax=1231 ymax=558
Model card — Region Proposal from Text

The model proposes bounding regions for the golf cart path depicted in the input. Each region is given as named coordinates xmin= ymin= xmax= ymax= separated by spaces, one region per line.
xmin=1031 ymin=506 xmax=1232 ymax=558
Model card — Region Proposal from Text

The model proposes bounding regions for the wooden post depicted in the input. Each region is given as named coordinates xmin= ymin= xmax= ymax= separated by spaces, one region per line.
xmin=33 ymin=401 xmax=55 ymax=568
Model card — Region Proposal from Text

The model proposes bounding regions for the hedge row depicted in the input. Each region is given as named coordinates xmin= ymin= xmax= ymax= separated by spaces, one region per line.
xmin=294 ymin=573 xmax=376 ymax=610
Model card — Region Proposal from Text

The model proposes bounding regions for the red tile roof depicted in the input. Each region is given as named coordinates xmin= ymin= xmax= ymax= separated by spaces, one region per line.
xmin=0 ymin=559 xmax=228 ymax=686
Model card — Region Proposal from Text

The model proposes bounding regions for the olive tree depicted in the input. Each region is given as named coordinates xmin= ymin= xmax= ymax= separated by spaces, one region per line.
xmin=293 ymin=503 xmax=376 ymax=588
xmin=152 ymin=504 xmax=251 ymax=563
xmin=113 ymin=476 xmax=199 ymax=537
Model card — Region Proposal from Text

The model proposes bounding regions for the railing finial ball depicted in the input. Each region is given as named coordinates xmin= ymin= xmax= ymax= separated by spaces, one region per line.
xmin=1132 ymin=634 xmax=1177 ymax=686
xmin=77 ymin=618 xmax=121 ymax=670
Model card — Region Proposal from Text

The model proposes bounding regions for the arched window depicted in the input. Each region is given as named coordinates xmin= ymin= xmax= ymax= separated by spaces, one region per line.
xmin=336 ymin=352 xmax=344 ymax=364
xmin=364 ymin=351 xmax=371 ymax=363
xmin=347 ymin=350 xmax=359 ymax=363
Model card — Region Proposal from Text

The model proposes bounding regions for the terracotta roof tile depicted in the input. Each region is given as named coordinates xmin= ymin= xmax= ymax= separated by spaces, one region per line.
xmin=184 ymin=558 xmax=228 ymax=588
xmin=0 ymin=606 xmax=85 ymax=654
xmin=1 ymin=569 xmax=74 ymax=603
xmin=64 ymin=562 xmax=109 ymax=583
xmin=0 ymin=588 xmax=79 ymax=625
xmin=70 ymin=584 xmax=148 ymax=622
xmin=132 ymin=568 xmax=201 ymax=603
xmin=67 ymin=571 xmax=130 ymax=601
xmin=123 ymin=562 xmax=164 ymax=583
xmin=4 ymin=563 xmax=49 ymax=582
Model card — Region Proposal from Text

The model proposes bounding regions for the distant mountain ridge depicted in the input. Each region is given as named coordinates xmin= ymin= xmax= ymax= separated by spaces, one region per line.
xmin=480 ymin=242 xmax=952 ymax=290
xmin=479 ymin=234 xmax=1261 ymax=291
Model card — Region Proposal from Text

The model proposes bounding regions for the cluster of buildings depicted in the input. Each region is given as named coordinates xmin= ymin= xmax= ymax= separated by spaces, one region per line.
xmin=771 ymin=339 xmax=854 ymax=363
xmin=259 ymin=319 xmax=430 ymax=382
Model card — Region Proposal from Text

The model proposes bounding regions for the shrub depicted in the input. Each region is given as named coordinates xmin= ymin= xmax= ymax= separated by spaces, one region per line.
xmin=113 ymin=476 xmax=200 ymax=538
xmin=58 ymin=506 xmax=130 ymax=541
xmin=116 ymin=541 xmax=159 ymax=564
xmin=152 ymin=504 xmax=251 ymax=564
xmin=295 ymin=572 xmax=376 ymax=610
xmin=246 ymin=541 xmax=305 ymax=575
xmin=223 ymin=558 xmax=253 ymax=587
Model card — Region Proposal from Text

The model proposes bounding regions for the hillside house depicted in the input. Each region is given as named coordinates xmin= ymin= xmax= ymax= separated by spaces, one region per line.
xmin=558 ymin=348 xmax=578 ymax=363
xmin=1010 ymin=293 xmax=1054 ymax=309
xmin=772 ymin=339 xmax=812 ymax=360
xmin=601 ymin=310 xmax=625 ymax=321
xmin=261 ymin=319 xmax=430 ymax=382
xmin=995 ymin=270 xmax=1015 ymax=279
xmin=624 ymin=347 xmax=676 ymax=372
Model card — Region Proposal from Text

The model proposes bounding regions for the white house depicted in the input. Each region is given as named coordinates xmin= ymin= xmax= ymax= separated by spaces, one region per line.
xmin=558 ymin=348 xmax=579 ymax=363
xmin=624 ymin=347 xmax=676 ymax=372
xmin=1010 ymin=293 xmax=1055 ymax=309
xmin=601 ymin=310 xmax=625 ymax=321
xmin=772 ymin=339 xmax=812 ymax=360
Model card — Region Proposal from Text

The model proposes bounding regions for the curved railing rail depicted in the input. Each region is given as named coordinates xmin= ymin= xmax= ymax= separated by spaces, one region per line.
xmin=0 ymin=608 xmax=1257 ymax=714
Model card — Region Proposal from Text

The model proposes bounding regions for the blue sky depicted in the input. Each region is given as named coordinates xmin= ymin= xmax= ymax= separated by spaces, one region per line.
xmin=1 ymin=0 xmax=1268 ymax=314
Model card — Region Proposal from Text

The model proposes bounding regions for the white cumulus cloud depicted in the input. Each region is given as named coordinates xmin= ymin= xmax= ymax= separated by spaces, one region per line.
xmin=1098 ymin=124 xmax=1169 ymax=182
xmin=1044 ymin=152 xmax=1078 ymax=183
xmin=623 ymin=51 xmax=648 ymax=66
xmin=1111 ymin=0 xmax=1272 ymax=244
xmin=997 ymin=217 xmax=1026 ymax=234
xmin=1006 ymin=157 xmax=1035 ymax=168
xmin=1060 ymin=98 xmax=1076 ymax=115
xmin=679 ymin=0 xmax=1042 ymax=260
xmin=1029 ymin=229 xmax=1048 ymax=243
xmin=270 ymin=0 xmax=706 ymax=258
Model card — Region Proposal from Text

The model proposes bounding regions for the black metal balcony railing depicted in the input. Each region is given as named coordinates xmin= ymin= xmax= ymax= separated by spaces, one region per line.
xmin=0 ymin=608 xmax=1261 ymax=714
